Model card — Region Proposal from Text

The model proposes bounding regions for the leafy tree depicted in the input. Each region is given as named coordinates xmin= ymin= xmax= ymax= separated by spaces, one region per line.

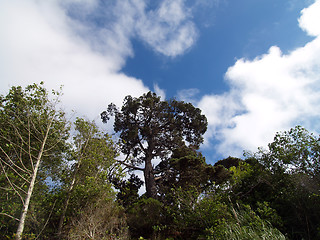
xmin=214 ymin=156 xmax=241 ymax=169
xmin=112 ymin=174 xmax=144 ymax=208
xmin=255 ymin=126 xmax=320 ymax=239
xmin=0 ymin=83 xmax=69 ymax=240
xmin=211 ymin=156 xmax=242 ymax=187
xmin=126 ymin=197 xmax=164 ymax=239
xmin=101 ymin=91 xmax=207 ymax=198
xmin=260 ymin=125 xmax=320 ymax=176
xmin=156 ymin=146 xmax=215 ymax=194
xmin=56 ymin=118 xmax=123 ymax=237
xmin=227 ymin=126 xmax=320 ymax=239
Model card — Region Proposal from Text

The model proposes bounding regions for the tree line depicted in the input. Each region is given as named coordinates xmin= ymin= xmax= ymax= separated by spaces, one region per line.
xmin=0 ymin=83 xmax=319 ymax=239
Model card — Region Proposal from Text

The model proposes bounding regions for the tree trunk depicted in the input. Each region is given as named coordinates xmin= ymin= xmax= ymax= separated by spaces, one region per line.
xmin=15 ymin=123 xmax=51 ymax=240
xmin=57 ymin=131 xmax=91 ymax=237
xmin=57 ymin=160 xmax=81 ymax=236
xmin=144 ymin=156 xmax=157 ymax=199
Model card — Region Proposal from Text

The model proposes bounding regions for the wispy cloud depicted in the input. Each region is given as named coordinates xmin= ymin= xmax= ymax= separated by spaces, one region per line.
xmin=0 ymin=0 xmax=198 ymax=121
xmin=177 ymin=88 xmax=200 ymax=102
xmin=135 ymin=0 xmax=198 ymax=57
xmin=199 ymin=0 xmax=320 ymax=158
xmin=153 ymin=83 xmax=166 ymax=100
xmin=61 ymin=0 xmax=197 ymax=59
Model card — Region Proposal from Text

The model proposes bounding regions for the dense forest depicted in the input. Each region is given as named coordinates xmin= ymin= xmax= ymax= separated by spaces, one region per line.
xmin=0 ymin=83 xmax=319 ymax=240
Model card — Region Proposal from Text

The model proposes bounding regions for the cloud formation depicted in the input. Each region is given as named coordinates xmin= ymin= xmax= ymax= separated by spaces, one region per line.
xmin=199 ymin=0 xmax=320 ymax=158
xmin=153 ymin=83 xmax=166 ymax=100
xmin=135 ymin=0 xmax=197 ymax=57
xmin=0 ymin=0 xmax=197 ymax=121
xmin=2 ymin=0 xmax=319 ymax=162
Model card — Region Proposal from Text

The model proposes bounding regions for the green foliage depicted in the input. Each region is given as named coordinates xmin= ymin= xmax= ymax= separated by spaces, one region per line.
xmin=260 ymin=125 xmax=320 ymax=175
xmin=209 ymin=205 xmax=286 ymax=240
xmin=127 ymin=197 xmax=164 ymax=239
xmin=0 ymin=83 xmax=70 ymax=238
xmin=112 ymin=174 xmax=144 ymax=208
xmin=229 ymin=161 xmax=254 ymax=185
xmin=234 ymin=126 xmax=320 ymax=240
xmin=151 ymin=189 xmax=230 ymax=239
xmin=156 ymin=146 xmax=215 ymax=200
xmin=255 ymin=201 xmax=283 ymax=228
xmin=1 ymin=85 xmax=320 ymax=240
xmin=101 ymin=91 xmax=207 ymax=198
xmin=54 ymin=118 xmax=124 ymax=237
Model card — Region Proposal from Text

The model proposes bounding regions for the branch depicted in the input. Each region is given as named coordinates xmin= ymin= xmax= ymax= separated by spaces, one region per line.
xmin=0 ymin=160 xmax=25 ymax=204
xmin=35 ymin=199 xmax=57 ymax=240
xmin=27 ymin=116 xmax=35 ymax=172
xmin=154 ymin=176 xmax=163 ymax=181
xmin=0 ymin=149 xmax=31 ymax=183
xmin=0 ymin=136 xmax=34 ymax=173
xmin=137 ymin=137 xmax=147 ymax=153
xmin=0 ymin=212 xmax=19 ymax=221
xmin=43 ymin=120 xmax=71 ymax=153
xmin=115 ymin=159 xmax=144 ymax=171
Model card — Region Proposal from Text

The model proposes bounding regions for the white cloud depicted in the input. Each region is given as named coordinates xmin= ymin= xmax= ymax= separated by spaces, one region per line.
xmin=177 ymin=88 xmax=200 ymax=102
xmin=0 ymin=0 xmax=147 ymax=124
xmin=0 ymin=0 xmax=198 ymax=123
xmin=199 ymin=0 xmax=320 ymax=158
xmin=299 ymin=0 xmax=320 ymax=36
xmin=135 ymin=0 xmax=198 ymax=57
xmin=153 ymin=83 xmax=166 ymax=100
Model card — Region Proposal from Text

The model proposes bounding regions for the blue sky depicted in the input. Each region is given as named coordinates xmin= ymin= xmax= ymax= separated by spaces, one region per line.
xmin=1 ymin=0 xmax=320 ymax=164
xmin=123 ymin=0 xmax=313 ymax=97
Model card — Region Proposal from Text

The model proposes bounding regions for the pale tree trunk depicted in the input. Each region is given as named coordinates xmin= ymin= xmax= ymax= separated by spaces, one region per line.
xmin=15 ymin=121 xmax=52 ymax=240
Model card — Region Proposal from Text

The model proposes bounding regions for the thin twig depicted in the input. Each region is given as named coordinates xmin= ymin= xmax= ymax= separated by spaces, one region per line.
xmin=0 ymin=212 xmax=19 ymax=221
xmin=0 ymin=158 xmax=31 ymax=186
xmin=0 ymin=160 xmax=25 ymax=204
xmin=35 ymin=199 xmax=57 ymax=240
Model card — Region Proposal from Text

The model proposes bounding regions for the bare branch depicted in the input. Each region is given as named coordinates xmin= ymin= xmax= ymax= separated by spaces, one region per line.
xmin=0 ymin=212 xmax=19 ymax=221
xmin=35 ymin=200 xmax=57 ymax=240
xmin=0 ymin=135 xmax=35 ymax=173
xmin=0 ymin=148 xmax=32 ymax=182
xmin=154 ymin=176 xmax=163 ymax=181
xmin=0 ymin=160 xmax=25 ymax=204
xmin=115 ymin=159 xmax=144 ymax=171
xmin=27 ymin=116 xmax=34 ymax=171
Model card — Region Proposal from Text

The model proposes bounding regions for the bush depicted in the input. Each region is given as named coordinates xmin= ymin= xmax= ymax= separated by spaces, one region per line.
xmin=126 ymin=198 xmax=164 ymax=239
xmin=207 ymin=205 xmax=286 ymax=240
xmin=67 ymin=197 xmax=128 ymax=240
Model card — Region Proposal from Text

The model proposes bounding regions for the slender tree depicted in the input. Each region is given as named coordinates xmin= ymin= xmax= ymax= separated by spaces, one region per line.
xmin=57 ymin=118 xmax=123 ymax=237
xmin=0 ymin=83 xmax=69 ymax=240
xmin=101 ymin=91 xmax=207 ymax=198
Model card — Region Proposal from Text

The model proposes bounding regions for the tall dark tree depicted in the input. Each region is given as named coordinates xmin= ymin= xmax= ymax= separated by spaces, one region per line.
xmin=101 ymin=92 xmax=207 ymax=198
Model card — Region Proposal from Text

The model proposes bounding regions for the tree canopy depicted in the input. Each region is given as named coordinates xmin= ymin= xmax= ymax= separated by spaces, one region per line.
xmin=1 ymin=84 xmax=319 ymax=240
xmin=101 ymin=91 xmax=207 ymax=198
xmin=0 ymin=83 xmax=69 ymax=240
